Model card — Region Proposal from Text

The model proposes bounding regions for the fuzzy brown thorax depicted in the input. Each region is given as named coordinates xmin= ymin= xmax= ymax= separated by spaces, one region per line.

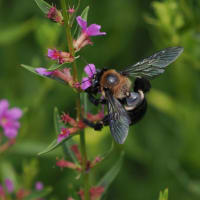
xmin=100 ymin=69 xmax=131 ymax=99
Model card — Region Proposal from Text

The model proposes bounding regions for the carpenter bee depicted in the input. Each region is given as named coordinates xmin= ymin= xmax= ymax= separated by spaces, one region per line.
xmin=83 ymin=47 xmax=184 ymax=144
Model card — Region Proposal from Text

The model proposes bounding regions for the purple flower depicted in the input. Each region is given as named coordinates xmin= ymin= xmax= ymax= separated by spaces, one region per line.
xmin=47 ymin=49 xmax=60 ymax=60
xmin=5 ymin=179 xmax=14 ymax=193
xmin=73 ymin=17 xmax=106 ymax=51
xmin=0 ymin=99 xmax=22 ymax=139
xmin=81 ymin=64 xmax=96 ymax=90
xmin=35 ymin=181 xmax=43 ymax=191
xmin=57 ymin=128 xmax=70 ymax=143
xmin=76 ymin=16 xmax=106 ymax=36
xmin=35 ymin=68 xmax=53 ymax=76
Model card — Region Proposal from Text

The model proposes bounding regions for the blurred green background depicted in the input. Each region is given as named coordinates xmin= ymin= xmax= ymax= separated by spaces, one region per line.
xmin=1 ymin=0 xmax=200 ymax=199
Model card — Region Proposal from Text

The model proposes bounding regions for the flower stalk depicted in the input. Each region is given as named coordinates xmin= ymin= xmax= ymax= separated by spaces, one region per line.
xmin=60 ymin=0 xmax=90 ymax=199
xmin=60 ymin=0 xmax=78 ymax=82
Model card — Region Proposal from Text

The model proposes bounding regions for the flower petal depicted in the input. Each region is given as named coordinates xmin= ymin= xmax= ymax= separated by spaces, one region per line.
xmin=35 ymin=68 xmax=53 ymax=76
xmin=4 ymin=127 xmax=18 ymax=139
xmin=76 ymin=16 xmax=87 ymax=31
xmin=81 ymin=77 xmax=91 ymax=90
xmin=84 ymin=64 xmax=96 ymax=77
xmin=0 ymin=99 xmax=9 ymax=116
xmin=6 ymin=108 xmax=22 ymax=120
xmin=86 ymin=24 xmax=106 ymax=36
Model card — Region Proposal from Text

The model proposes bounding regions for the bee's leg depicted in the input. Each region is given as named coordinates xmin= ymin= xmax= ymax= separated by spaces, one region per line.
xmin=88 ymin=94 xmax=107 ymax=106
xmin=83 ymin=115 xmax=109 ymax=131
xmin=134 ymin=77 xmax=151 ymax=93
xmin=128 ymin=98 xmax=147 ymax=125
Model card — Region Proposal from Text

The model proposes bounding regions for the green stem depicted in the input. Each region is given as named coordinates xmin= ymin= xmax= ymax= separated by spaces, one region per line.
xmin=60 ymin=1 xmax=90 ymax=199
xmin=60 ymin=0 xmax=78 ymax=82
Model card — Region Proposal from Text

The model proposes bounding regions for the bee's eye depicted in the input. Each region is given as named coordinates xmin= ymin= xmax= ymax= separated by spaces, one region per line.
xmin=106 ymin=74 xmax=118 ymax=85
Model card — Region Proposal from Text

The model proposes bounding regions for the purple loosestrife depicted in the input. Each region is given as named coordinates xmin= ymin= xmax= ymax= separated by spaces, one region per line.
xmin=73 ymin=16 xmax=106 ymax=51
xmin=81 ymin=64 xmax=96 ymax=90
xmin=0 ymin=99 xmax=22 ymax=139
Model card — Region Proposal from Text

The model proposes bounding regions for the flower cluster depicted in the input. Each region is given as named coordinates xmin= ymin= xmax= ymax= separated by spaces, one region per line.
xmin=0 ymin=99 xmax=22 ymax=139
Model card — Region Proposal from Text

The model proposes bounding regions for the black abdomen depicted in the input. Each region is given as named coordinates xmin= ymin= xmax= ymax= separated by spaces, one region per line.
xmin=128 ymin=98 xmax=147 ymax=125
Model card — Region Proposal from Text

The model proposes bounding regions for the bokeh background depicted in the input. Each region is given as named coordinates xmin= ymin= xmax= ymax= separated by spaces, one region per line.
xmin=0 ymin=0 xmax=200 ymax=199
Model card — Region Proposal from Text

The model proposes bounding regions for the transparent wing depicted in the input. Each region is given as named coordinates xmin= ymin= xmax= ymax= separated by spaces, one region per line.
xmin=121 ymin=47 xmax=184 ymax=79
xmin=105 ymin=90 xmax=131 ymax=144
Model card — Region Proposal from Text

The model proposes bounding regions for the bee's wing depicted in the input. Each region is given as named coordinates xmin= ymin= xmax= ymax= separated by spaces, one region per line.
xmin=121 ymin=47 xmax=184 ymax=79
xmin=105 ymin=90 xmax=131 ymax=144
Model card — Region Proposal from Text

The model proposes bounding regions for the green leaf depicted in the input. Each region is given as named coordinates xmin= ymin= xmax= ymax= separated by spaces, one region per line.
xmin=47 ymin=63 xmax=69 ymax=71
xmin=98 ymin=151 xmax=124 ymax=198
xmin=34 ymin=0 xmax=52 ymax=14
xmin=159 ymin=188 xmax=168 ymax=200
xmin=38 ymin=133 xmax=78 ymax=156
xmin=73 ymin=6 xmax=90 ymax=37
xmin=54 ymin=107 xmax=64 ymax=136
xmin=24 ymin=187 xmax=52 ymax=200
xmin=21 ymin=64 xmax=65 ymax=84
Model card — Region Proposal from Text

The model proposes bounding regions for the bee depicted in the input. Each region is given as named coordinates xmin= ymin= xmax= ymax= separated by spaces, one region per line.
xmin=83 ymin=47 xmax=184 ymax=144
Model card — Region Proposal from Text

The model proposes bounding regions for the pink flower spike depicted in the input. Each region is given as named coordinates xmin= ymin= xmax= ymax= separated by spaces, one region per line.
xmin=84 ymin=64 xmax=96 ymax=78
xmin=5 ymin=179 xmax=14 ymax=193
xmin=35 ymin=182 xmax=43 ymax=191
xmin=35 ymin=68 xmax=53 ymax=76
xmin=0 ymin=185 xmax=5 ymax=197
xmin=81 ymin=77 xmax=91 ymax=90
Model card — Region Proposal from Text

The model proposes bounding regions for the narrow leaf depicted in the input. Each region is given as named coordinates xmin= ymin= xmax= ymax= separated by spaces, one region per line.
xmin=54 ymin=107 xmax=64 ymax=135
xmin=38 ymin=132 xmax=78 ymax=155
xmin=47 ymin=63 xmax=69 ymax=71
xmin=21 ymin=64 xmax=65 ymax=84
xmin=24 ymin=187 xmax=52 ymax=200
xmin=98 ymin=151 xmax=124 ymax=198
xmin=34 ymin=0 xmax=52 ymax=14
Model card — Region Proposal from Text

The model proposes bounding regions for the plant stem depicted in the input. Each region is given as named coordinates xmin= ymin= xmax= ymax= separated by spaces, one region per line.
xmin=60 ymin=1 xmax=90 ymax=199
xmin=61 ymin=0 xmax=78 ymax=82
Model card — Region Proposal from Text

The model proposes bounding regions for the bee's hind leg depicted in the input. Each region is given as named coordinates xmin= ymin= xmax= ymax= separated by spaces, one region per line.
xmin=83 ymin=115 xmax=109 ymax=131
